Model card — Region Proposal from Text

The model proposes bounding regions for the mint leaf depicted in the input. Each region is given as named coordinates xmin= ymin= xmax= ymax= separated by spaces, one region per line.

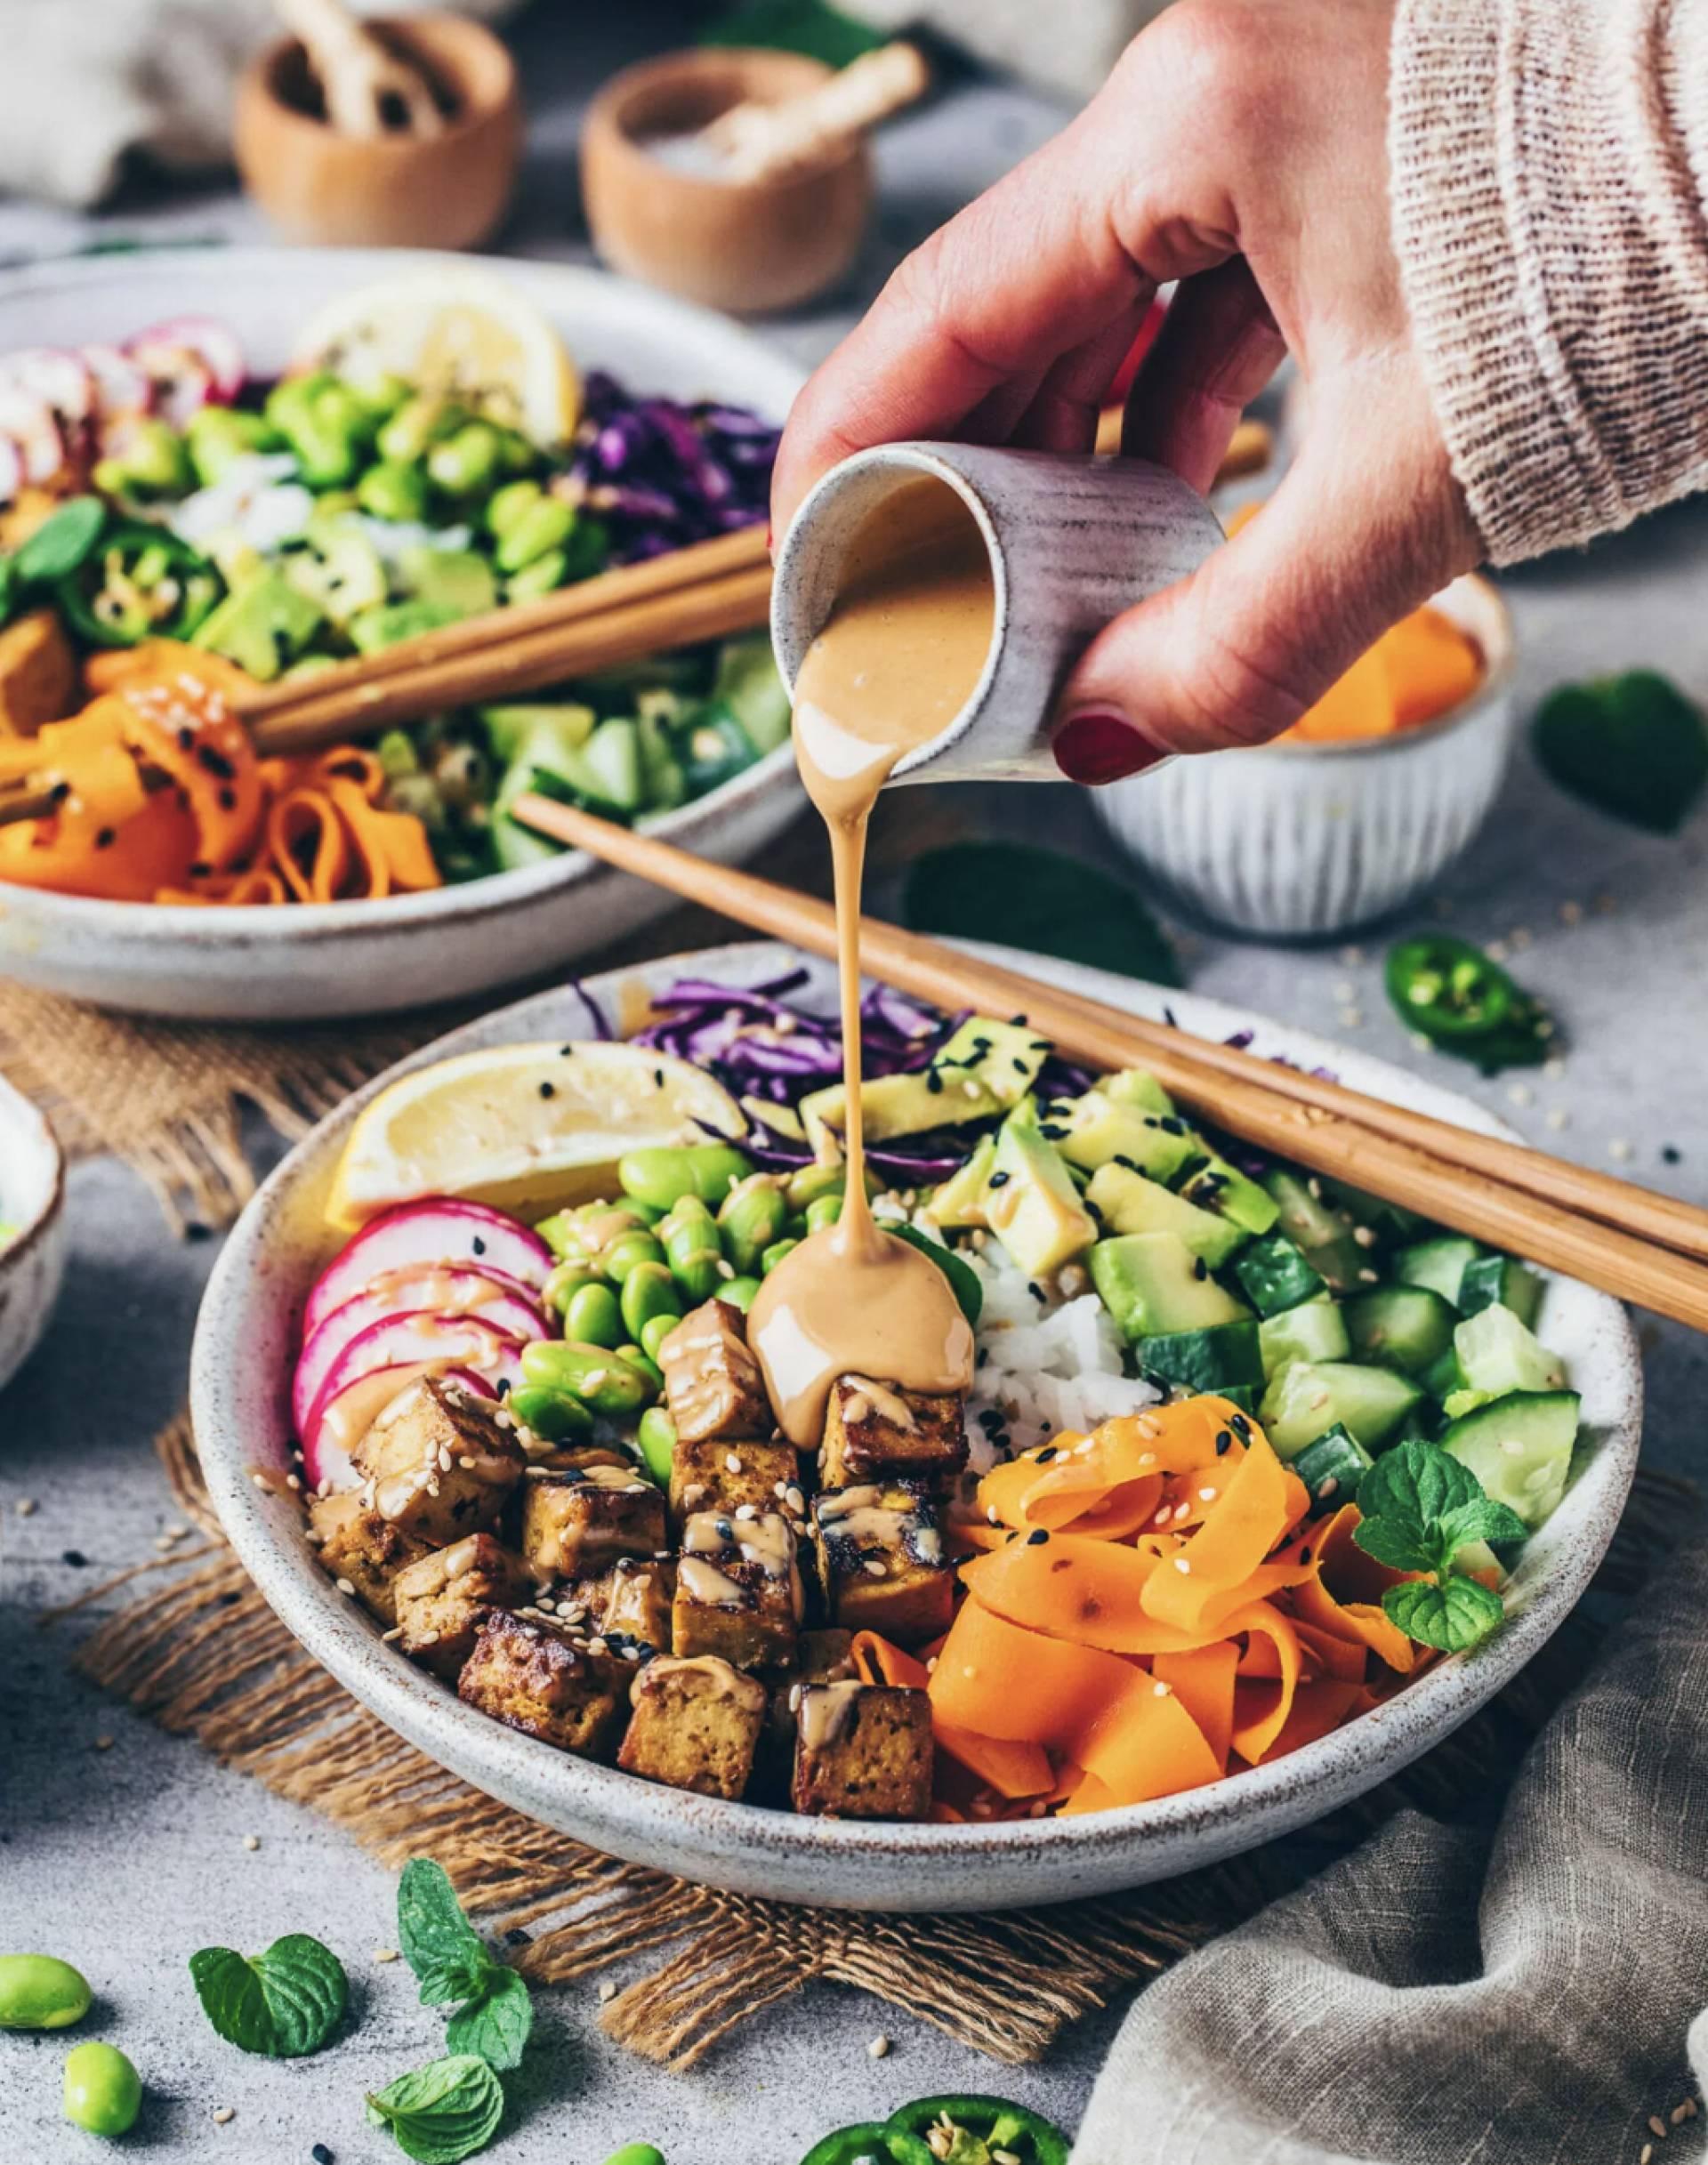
xmin=12 ymin=496 xmax=105 ymax=588
xmin=1534 ymin=671 xmax=1708 ymax=834
xmin=904 ymin=843 xmax=1182 ymax=988
xmin=399 ymin=1860 xmax=496 ymax=2006
xmin=365 ymin=2055 xmax=504 ymax=2165
xmin=1436 ymin=1497 xmax=1529 ymax=1554
xmin=889 ymin=1224 xmax=983 ymax=1327
xmin=1348 ymin=1517 xmax=1443 ymax=1576
xmin=445 ymin=1967 xmax=533 ymax=2073
xmin=189 ymin=1935 xmax=347 ymax=2058
xmin=1357 ymin=1441 xmax=1480 ymax=1535
xmin=1383 ymin=1573 xmax=1505 ymax=1653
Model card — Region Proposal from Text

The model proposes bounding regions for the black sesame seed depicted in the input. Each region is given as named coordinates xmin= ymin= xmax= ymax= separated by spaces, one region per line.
xmin=1664 ymin=1145 xmax=1682 ymax=1164
xmin=177 ymin=727 xmax=195 ymax=751
xmin=472 ymin=1236 xmax=487 ymax=1255
xmin=1230 ymin=1413 xmax=1252 ymax=1439
xmin=61 ymin=1549 xmax=87 ymax=1568
xmin=654 ymin=1069 xmax=665 ymax=1088
xmin=1160 ymin=1117 xmax=1186 ymax=1136
xmin=312 ymin=2145 xmax=335 ymax=2165
xmin=539 ymin=1082 xmax=555 ymax=1099
xmin=94 ymin=827 xmax=115 ymax=849
xmin=1215 ymin=1429 xmax=1233 ymax=1455
xmin=197 ymin=744 xmax=237 ymax=780
xmin=1193 ymin=1258 xmax=1208 ymax=1280
xmin=1035 ymin=1446 xmax=1058 ymax=1463
xmin=1027 ymin=1282 xmax=1045 ymax=1302
xmin=1298 ymin=1547 xmax=1311 ymax=1565
xmin=926 ymin=1071 xmax=944 ymax=1095
xmin=1027 ymin=1528 xmax=1050 ymax=1545
xmin=218 ymin=787 xmax=237 ymax=810
xmin=987 ymin=1170 xmax=1011 ymax=1188
xmin=504 ymin=1927 xmax=531 ymax=1946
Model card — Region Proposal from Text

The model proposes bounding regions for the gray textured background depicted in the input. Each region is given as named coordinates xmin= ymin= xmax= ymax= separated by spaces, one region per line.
xmin=4 ymin=5 xmax=1707 ymax=2159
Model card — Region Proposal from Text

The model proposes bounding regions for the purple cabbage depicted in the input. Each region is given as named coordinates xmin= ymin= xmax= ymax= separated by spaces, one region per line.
xmin=563 ymin=372 xmax=779 ymax=565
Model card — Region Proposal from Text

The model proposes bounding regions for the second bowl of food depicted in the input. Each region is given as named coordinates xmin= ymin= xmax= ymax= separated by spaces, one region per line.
xmin=190 ymin=938 xmax=1640 ymax=1911
xmin=1093 ymin=573 xmax=1516 ymax=938
xmin=0 ymin=1074 xmax=66 ymax=1394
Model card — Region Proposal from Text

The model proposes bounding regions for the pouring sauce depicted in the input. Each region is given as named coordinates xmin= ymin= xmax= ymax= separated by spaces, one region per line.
xmin=749 ymin=477 xmax=993 ymax=1445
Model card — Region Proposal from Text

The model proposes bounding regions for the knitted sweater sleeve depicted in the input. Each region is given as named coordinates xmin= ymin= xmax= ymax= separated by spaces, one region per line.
xmin=1390 ymin=0 xmax=1708 ymax=564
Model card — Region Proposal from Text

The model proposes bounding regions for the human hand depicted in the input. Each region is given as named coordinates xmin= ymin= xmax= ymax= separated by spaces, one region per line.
xmin=769 ymin=0 xmax=1483 ymax=779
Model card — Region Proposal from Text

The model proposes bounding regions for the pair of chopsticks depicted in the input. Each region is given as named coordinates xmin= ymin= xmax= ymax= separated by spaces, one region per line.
xmin=510 ymin=789 xmax=1708 ymax=1337
xmin=0 ymin=525 xmax=775 ymax=829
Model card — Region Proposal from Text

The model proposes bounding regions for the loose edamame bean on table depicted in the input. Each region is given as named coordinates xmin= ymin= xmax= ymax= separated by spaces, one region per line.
xmin=0 ymin=1952 xmax=92 ymax=2030
xmin=602 ymin=2145 xmax=667 ymax=2165
xmin=62 ymin=2040 xmax=142 ymax=2137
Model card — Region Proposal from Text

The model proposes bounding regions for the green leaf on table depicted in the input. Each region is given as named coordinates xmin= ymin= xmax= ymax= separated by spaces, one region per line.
xmin=365 ymin=2055 xmax=504 ymax=2165
xmin=889 ymin=1223 xmax=984 ymax=1327
xmin=11 ymin=496 xmax=106 ymax=588
xmin=1383 ymin=1573 xmax=1505 ymax=1654
xmin=445 ymin=1968 xmax=533 ymax=2073
xmin=702 ymin=0 xmax=884 ymax=66
xmin=1533 ymin=670 xmax=1708 ymax=833
xmin=903 ymin=842 xmax=1182 ymax=988
xmin=189 ymin=1934 xmax=348 ymax=2058
xmin=397 ymin=1858 xmax=532 ymax=2071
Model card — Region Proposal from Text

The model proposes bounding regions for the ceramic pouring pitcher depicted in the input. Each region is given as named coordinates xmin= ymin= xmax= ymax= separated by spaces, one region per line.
xmin=769 ymin=440 xmax=1222 ymax=785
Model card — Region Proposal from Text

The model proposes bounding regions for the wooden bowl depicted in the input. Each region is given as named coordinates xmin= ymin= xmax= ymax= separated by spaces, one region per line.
xmin=235 ymin=15 xmax=522 ymax=251
xmin=580 ymin=49 xmax=872 ymax=316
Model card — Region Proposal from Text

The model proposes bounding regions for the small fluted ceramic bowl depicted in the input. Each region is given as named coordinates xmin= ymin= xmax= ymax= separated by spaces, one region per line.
xmin=0 ymin=1075 xmax=65 ymax=1396
xmin=1093 ymin=574 xmax=1516 ymax=939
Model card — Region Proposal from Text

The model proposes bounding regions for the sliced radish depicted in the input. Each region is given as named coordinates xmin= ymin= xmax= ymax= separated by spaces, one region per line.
xmin=302 ymin=1199 xmax=551 ymax=1344
xmin=0 ymin=349 xmax=95 ymax=433
xmin=303 ymin=1308 xmax=527 ymax=1444
xmin=0 ymin=438 xmax=22 ymax=507
xmin=129 ymin=316 xmax=244 ymax=416
xmin=82 ymin=342 xmax=153 ymax=423
xmin=304 ymin=1363 xmax=493 ymax=1492
xmin=0 ymin=385 xmax=67 ymax=486
xmin=292 ymin=1276 xmax=545 ymax=1437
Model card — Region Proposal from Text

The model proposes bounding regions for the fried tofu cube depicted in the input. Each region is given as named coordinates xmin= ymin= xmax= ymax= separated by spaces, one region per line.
xmin=819 ymin=1375 xmax=967 ymax=1491
xmin=518 ymin=1463 xmax=667 ymax=1579
xmin=812 ymin=1482 xmax=952 ymax=1644
xmin=791 ymin=1682 xmax=934 ymax=1820
xmin=308 ymin=1493 xmax=432 ymax=1625
xmin=758 ymin=1627 xmax=858 ymax=1794
xmin=456 ymin=1608 xmax=630 ymax=1759
xmin=616 ymin=1654 xmax=769 ymax=1800
xmin=391 ymin=1533 xmax=533 ymax=1679
xmin=667 ymin=1433 xmax=802 ymax=1533
xmin=355 ymin=1378 xmax=527 ymax=1544
xmin=595 ymin=1555 xmax=676 ymax=1653
xmin=672 ymin=1509 xmax=802 ymax=1669
xmin=658 ymin=1299 xmax=770 ymax=1444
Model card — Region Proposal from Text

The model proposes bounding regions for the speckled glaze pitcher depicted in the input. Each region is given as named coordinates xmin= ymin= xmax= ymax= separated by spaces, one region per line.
xmin=769 ymin=439 xmax=1222 ymax=785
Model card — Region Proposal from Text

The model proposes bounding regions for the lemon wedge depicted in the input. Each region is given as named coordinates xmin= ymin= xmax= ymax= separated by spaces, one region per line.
xmin=292 ymin=270 xmax=581 ymax=446
xmin=326 ymin=1042 xmax=745 ymax=1229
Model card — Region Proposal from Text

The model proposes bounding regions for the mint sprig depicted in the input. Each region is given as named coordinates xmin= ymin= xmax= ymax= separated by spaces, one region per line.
xmin=189 ymin=1934 xmax=348 ymax=2058
xmin=365 ymin=2054 xmax=504 ymax=2165
xmin=1352 ymin=1440 xmax=1527 ymax=1654
xmin=397 ymin=1859 xmax=533 ymax=2072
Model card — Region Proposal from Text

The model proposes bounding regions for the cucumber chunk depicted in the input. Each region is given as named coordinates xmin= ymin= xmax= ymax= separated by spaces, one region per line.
xmin=1140 ymin=1321 xmax=1264 ymax=1395
xmin=1458 ymin=1254 xmax=1543 ymax=1329
xmin=1293 ymin=1423 xmax=1374 ymax=1509
xmin=1394 ymin=1234 xmax=1483 ymax=1307
xmin=1089 ymin=1232 xmax=1250 ymax=1341
xmin=1445 ymin=1303 xmax=1567 ymax=1417
xmin=1260 ymin=1360 xmax=1426 ymax=1459
xmin=1232 ymin=1232 xmax=1327 ymax=1317
xmin=1344 ymin=1284 xmax=1459 ymax=1377
xmin=1258 ymin=1294 xmax=1351 ymax=1380
xmin=1441 ymin=1388 xmax=1580 ymax=1528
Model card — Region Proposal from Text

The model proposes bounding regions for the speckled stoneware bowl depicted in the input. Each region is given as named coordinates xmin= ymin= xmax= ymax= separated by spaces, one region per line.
xmin=0 ymin=249 xmax=805 ymax=1021
xmin=770 ymin=442 xmax=1221 ymax=784
xmin=190 ymin=941 xmax=1643 ymax=1912
xmin=0 ymin=1074 xmax=66 ymax=1396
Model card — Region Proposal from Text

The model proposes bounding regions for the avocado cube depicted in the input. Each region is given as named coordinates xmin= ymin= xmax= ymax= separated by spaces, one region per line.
xmin=190 ymin=573 xmax=325 ymax=681
xmin=801 ymin=1067 xmax=1001 ymax=1157
xmin=1177 ymin=1152 xmax=1280 ymax=1236
xmin=1100 ymin=1068 xmax=1177 ymax=1117
xmin=1085 ymin=1162 xmax=1249 ymax=1266
xmin=929 ymin=1016 xmax=1052 ymax=1107
xmin=1090 ymin=1232 xmax=1250 ymax=1343
xmin=922 ymin=1135 xmax=997 ymax=1230
xmin=1044 ymin=1091 xmax=1200 ymax=1183
xmin=398 ymin=544 xmax=497 ymax=616
xmin=982 ymin=1100 xmax=1097 ymax=1276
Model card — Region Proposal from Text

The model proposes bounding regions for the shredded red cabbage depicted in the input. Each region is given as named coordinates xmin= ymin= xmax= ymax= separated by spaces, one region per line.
xmin=564 ymin=373 xmax=778 ymax=564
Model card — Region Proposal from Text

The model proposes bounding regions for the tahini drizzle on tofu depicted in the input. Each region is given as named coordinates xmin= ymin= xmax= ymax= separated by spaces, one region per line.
xmin=748 ymin=477 xmax=992 ymax=1445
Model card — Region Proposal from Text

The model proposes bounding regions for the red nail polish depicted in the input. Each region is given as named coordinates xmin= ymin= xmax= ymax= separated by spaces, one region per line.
xmin=1051 ymin=712 xmax=1164 ymax=785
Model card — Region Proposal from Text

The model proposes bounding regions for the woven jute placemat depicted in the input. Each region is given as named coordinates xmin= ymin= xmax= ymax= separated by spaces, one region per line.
xmin=60 ymin=1416 xmax=1689 ymax=2070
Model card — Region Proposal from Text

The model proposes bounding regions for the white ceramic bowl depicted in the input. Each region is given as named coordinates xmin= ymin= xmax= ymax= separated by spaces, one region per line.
xmin=0 ymin=249 xmax=805 ymax=1021
xmin=1093 ymin=575 xmax=1516 ymax=939
xmin=190 ymin=941 xmax=1641 ymax=1913
xmin=0 ymin=1075 xmax=66 ymax=1396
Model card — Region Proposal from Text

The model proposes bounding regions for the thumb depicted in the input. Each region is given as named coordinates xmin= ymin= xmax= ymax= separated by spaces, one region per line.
xmin=1051 ymin=404 xmax=1469 ymax=780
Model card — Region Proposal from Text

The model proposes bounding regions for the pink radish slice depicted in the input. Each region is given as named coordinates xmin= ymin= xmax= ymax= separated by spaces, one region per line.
xmin=302 ymin=1199 xmax=551 ymax=1343
xmin=0 ymin=386 xmax=67 ymax=486
xmin=292 ymin=1276 xmax=545 ymax=1437
xmin=129 ymin=317 xmax=244 ymax=414
xmin=82 ymin=342 xmax=153 ymax=422
xmin=304 ymin=1364 xmax=493 ymax=1493
xmin=0 ymin=349 xmax=96 ymax=433
xmin=0 ymin=438 xmax=22 ymax=506
xmin=302 ymin=1308 xmax=528 ymax=1447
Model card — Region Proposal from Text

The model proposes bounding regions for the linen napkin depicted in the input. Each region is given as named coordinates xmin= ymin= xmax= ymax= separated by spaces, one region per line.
xmin=1072 ymin=1530 xmax=1708 ymax=2163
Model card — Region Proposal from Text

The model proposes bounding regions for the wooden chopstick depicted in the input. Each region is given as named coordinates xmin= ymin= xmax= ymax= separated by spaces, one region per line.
xmin=510 ymin=791 xmax=1708 ymax=1334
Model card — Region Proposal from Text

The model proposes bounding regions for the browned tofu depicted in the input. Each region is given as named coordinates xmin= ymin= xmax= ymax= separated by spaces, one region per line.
xmin=658 ymin=1299 xmax=771 ymax=1444
xmin=818 ymin=1375 xmax=967 ymax=1491
xmin=354 ymin=1377 xmax=527 ymax=1544
xmin=812 ymin=1482 xmax=952 ymax=1645
xmin=671 ymin=1509 xmax=802 ymax=1669
xmin=456 ymin=1608 xmax=630 ymax=1759
xmin=792 ymin=1682 xmax=934 ymax=1819
xmin=307 ymin=1493 xmax=433 ymax=1626
xmin=757 ymin=1627 xmax=858 ymax=1794
xmin=595 ymin=1555 xmax=676 ymax=1652
xmin=616 ymin=1654 xmax=768 ymax=1800
xmin=0 ymin=608 xmax=76 ymax=737
xmin=667 ymin=1433 xmax=802 ymax=1533
xmin=518 ymin=1463 xmax=667 ymax=1579
xmin=391 ymin=1533 xmax=534 ymax=1679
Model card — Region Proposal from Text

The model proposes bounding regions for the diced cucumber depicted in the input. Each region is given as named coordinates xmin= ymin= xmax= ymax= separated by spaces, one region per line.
xmin=1101 ymin=1069 xmax=1176 ymax=1118
xmin=1325 ymin=1179 xmax=1428 ymax=1248
xmin=1217 ymin=1382 xmax=1260 ymax=1416
xmin=1085 ymin=1163 xmax=1249 ymax=1267
xmin=479 ymin=701 xmax=595 ymax=766
xmin=1260 ymin=1360 xmax=1426 ymax=1459
xmin=1344 ymin=1284 xmax=1458 ymax=1378
xmin=1140 ymin=1321 xmax=1264 ymax=1396
xmin=636 ymin=709 xmax=688 ymax=812
xmin=579 ymin=717 xmax=644 ymax=815
xmin=1458 ymin=1254 xmax=1543 ymax=1329
xmin=1262 ymin=1167 xmax=1348 ymax=1252
xmin=1394 ymin=1234 xmax=1484 ymax=1307
xmin=711 ymin=633 xmax=791 ymax=753
xmin=1444 ymin=1303 xmax=1567 ymax=1417
xmin=1047 ymin=1092 xmax=1200 ymax=1183
xmin=1232 ymin=1233 xmax=1326 ymax=1317
xmin=1258 ymin=1294 xmax=1350 ymax=1380
xmin=1178 ymin=1153 xmax=1280 ymax=1236
xmin=1293 ymin=1424 xmax=1374 ymax=1509
xmin=1089 ymin=1232 xmax=1250 ymax=1342
xmin=1441 ymin=1389 xmax=1580 ymax=1528
xmin=1424 ymin=1346 xmax=1466 ymax=1402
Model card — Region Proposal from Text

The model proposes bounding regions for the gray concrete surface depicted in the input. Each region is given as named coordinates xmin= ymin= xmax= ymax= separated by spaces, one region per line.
xmin=4 ymin=4 xmax=1708 ymax=2158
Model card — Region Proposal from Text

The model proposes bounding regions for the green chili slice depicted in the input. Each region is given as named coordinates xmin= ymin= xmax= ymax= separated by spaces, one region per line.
xmin=886 ymin=2096 xmax=1070 ymax=2165
xmin=56 ymin=522 xmax=222 ymax=648
xmin=1383 ymin=935 xmax=1517 ymax=1041
xmin=800 ymin=2123 xmax=936 ymax=2165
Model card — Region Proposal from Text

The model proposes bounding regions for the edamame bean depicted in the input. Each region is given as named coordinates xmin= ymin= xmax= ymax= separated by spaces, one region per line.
xmin=640 ymin=1312 xmax=677 ymax=1364
xmin=356 ymin=458 xmax=431 ymax=523
xmin=805 ymin=1192 xmax=843 ymax=1235
xmin=760 ymin=1237 xmax=799 ymax=1276
xmin=717 ymin=1175 xmax=789 ymax=1275
xmin=520 ymin=1340 xmax=657 ymax=1414
xmin=0 ymin=1954 xmax=91 ymax=2031
xmin=487 ymin=478 xmax=543 ymax=539
xmin=635 ymin=1407 xmax=676 ymax=1486
xmin=620 ymin=1145 xmax=755 ymax=1212
xmin=543 ymin=1262 xmax=605 ymax=1316
xmin=659 ymin=1197 xmax=728 ymax=1304
xmin=377 ymin=393 xmax=466 ymax=463
xmin=494 ymin=494 xmax=576 ymax=575
xmin=784 ymin=1163 xmax=880 ymax=1213
xmin=93 ymin=415 xmax=190 ymax=499
xmin=564 ymin=1282 xmax=624 ymax=1349
xmin=721 ymin=1276 xmax=761 ymax=1314
xmin=266 ymin=374 xmax=375 ymax=488
xmin=506 ymin=1386 xmax=593 ymax=1444
xmin=603 ymin=1229 xmax=667 ymax=1284
xmin=617 ymin=1342 xmax=664 ymax=1389
xmin=426 ymin=421 xmax=504 ymax=497
xmin=186 ymin=406 xmax=282 ymax=487
xmin=603 ymin=2146 xmax=667 ymax=2165
xmin=62 ymin=2041 xmax=141 ymax=2137
xmin=620 ymin=1260 xmax=682 ymax=1342
xmin=505 ymin=549 xmax=569 ymax=602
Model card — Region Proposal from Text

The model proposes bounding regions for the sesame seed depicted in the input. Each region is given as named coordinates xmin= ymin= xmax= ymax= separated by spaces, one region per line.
xmin=1649 ymin=2116 xmax=1667 ymax=2138
xmin=416 ymin=1630 xmax=440 ymax=1647
xmin=242 ymin=1834 xmax=261 ymax=1851
xmin=1545 ymin=1108 xmax=1570 ymax=1131
xmin=251 ymin=1473 xmax=270 ymax=1490
xmin=868 ymin=2035 xmax=890 ymax=2058
xmin=725 ymin=1452 xmax=741 ymax=1472
xmin=212 ymin=2105 xmax=236 ymax=2124
xmin=1609 ymin=1138 xmax=1635 ymax=1163
xmin=14 ymin=1497 xmax=36 ymax=1517
xmin=1198 ymin=1487 xmax=1217 ymax=1502
xmin=1339 ymin=1007 xmax=1364 ymax=1030
xmin=1507 ymin=1083 xmax=1535 ymax=1107
xmin=382 ymin=1627 xmax=402 ymax=1642
xmin=598 ymin=1978 xmax=618 ymax=2002
xmin=1351 ymin=1225 xmax=1376 ymax=1248
xmin=1641 ymin=2144 xmax=1655 ymax=2163
xmin=1174 ymin=1557 xmax=1191 ymax=1574
xmin=1153 ymin=1680 xmax=1171 ymax=1697
xmin=374 ymin=1946 xmax=400 ymax=1963
xmin=1558 ymin=898 xmax=1582 ymax=924
xmin=334 ymin=1577 xmax=357 ymax=1597
xmin=864 ymin=1559 xmax=888 ymax=1577
xmin=1672 ymin=2105 xmax=1691 ymax=2127
xmin=94 ymin=1734 xmax=114 ymax=1751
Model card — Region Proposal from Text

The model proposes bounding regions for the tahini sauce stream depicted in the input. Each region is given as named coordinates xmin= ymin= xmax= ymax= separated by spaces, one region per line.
xmin=749 ymin=478 xmax=993 ymax=1445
